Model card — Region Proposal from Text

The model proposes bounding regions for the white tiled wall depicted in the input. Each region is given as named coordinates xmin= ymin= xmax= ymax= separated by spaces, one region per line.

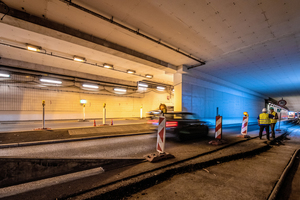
xmin=182 ymin=74 xmax=265 ymax=125
xmin=0 ymin=85 xmax=174 ymax=121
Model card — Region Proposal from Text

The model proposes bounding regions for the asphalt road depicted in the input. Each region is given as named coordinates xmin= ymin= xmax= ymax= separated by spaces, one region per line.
xmin=0 ymin=125 xmax=260 ymax=159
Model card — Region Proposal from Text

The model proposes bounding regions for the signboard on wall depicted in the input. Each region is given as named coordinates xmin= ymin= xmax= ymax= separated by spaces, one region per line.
xmin=278 ymin=99 xmax=287 ymax=106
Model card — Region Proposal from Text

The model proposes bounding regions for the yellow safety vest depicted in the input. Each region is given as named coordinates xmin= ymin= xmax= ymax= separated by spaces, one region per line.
xmin=259 ymin=113 xmax=270 ymax=125
xmin=270 ymin=111 xmax=277 ymax=123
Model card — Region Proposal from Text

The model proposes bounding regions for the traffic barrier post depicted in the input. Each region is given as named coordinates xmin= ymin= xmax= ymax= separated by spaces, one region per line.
xmin=241 ymin=116 xmax=249 ymax=135
xmin=34 ymin=100 xmax=50 ymax=130
xmin=238 ymin=112 xmax=250 ymax=138
xmin=140 ymin=105 xmax=143 ymax=119
xmin=83 ymin=103 xmax=86 ymax=121
xmin=42 ymin=100 xmax=45 ymax=129
xmin=103 ymin=103 xmax=106 ymax=125
xmin=276 ymin=113 xmax=281 ymax=131
xmin=208 ymin=114 xmax=226 ymax=145
xmin=144 ymin=110 xmax=174 ymax=162
xmin=157 ymin=115 xmax=166 ymax=153
xmin=215 ymin=116 xmax=222 ymax=139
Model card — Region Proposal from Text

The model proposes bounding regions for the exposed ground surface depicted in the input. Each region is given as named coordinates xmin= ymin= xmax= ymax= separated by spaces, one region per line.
xmin=126 ymin=128 xmax=300 ymax=200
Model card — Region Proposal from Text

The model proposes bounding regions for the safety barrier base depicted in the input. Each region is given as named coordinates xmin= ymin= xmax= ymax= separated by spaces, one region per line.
xmin=237 ymin=135 xmax=250 ymax=138
xmin=208 ymin=139 xmax=227 ymax=146
xmin=143 ymin=152 xmax=175 ymax=163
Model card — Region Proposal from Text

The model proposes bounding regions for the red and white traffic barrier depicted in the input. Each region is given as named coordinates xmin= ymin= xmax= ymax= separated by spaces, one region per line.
xmin=156 ymin=116 xmax=166 ymax=153
xmin=209 ymin=115 xmax=226 ymax=145
xmin=144 ymin=114 xmax=174 ymax=162
xmin=215 ymin=116 xmax=222 ymax=139
xmin=241 ymin=116 xmax=249 ymax=135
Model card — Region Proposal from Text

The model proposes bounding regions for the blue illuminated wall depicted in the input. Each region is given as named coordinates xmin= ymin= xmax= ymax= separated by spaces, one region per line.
xmin=181 ymin=74 xmax=265 ymax=125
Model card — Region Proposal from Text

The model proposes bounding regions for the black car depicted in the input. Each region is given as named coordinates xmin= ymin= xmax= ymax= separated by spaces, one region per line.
xmin=148 ymin=111 xmax=209 ymax=141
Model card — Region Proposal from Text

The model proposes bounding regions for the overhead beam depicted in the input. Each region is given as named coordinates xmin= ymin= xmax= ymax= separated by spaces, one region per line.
xmin=0 ymin=3 xmax=177 ymax=73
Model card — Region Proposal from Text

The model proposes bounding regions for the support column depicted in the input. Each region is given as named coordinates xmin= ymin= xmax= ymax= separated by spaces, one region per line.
xmin=173 ymin=72 xmax=183 ymax=112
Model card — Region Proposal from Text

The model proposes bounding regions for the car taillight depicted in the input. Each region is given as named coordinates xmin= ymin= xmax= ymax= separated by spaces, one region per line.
xmin=166 ymin=121 xmax=178 ymax=127
xmin=147 ymin=120 xmax=158 ymax=125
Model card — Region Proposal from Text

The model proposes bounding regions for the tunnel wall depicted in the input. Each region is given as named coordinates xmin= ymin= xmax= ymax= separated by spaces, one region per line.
xmin=181 ymin=74 xmax=265 ymax=125
xmin=0 ymin=85 xmax=173 ymax=121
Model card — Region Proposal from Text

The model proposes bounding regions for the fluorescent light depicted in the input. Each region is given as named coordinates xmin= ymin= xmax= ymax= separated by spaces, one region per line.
xmin=138 ymin=83 xmax=148 ymax=88
xmin=145 ymin=74 xmax=153 ymax=79
xmin=127 ymin=69 xmax=136 ymax=74
xmin=26 ymin=44 xmax=41 ymax=52
xmin=40 ymin=78 xmax=62 ymax=84
xmin=103 ymin=63 xmax=113 ymax=69
xmin=73 ymin=56 xmax=86 ymax=62
xmin=82 ymin=84 xmax=99 ymax=89
xmin=114 ymin=88 xmax=127 ymax=92
xmin=0 ymin=73 xmax=10 ymax=78
xmin=80 ymin=99 xmax=87 ymax=104
xmin=157 ymin=86 xmax=165 ymax=90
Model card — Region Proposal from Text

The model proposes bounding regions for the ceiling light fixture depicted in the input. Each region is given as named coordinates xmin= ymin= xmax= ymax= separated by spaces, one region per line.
xmin=80 ymin=99 xmax=87 ymax=104
xmin=82 ymin=84 xmax=99 ymax=89
xmin=26 ymin=44 xmax=41 ymax=52
xmin=138 ymin=83 xmax=148 ymax=88
xmin=114 ymin=88 xmax=127 ymax=92
xmin=0 ymin=73 xmax=10 ymax=78
xmin=145 ymin=74 xmax=153 ymax=79
xmin=40 ymin=78 xmax=62 ymax=84
xmin=103 ymin=63 xmax=114 ymax=69
xmin=157 ymin=86 xmax=165 ymax=90
xmin=127 ymin=69 xmax=136 ymax=74
xmin=73 ymin=56 xmax=86 ymax=62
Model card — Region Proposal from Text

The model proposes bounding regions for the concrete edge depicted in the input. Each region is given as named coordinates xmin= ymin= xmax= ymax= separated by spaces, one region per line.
xmin=0 ymin=131 xmax=154 ymax=149
xmin=267 ymin=148 xmax=300 ymax=200
xmin=0 ymin=167 xmax=105 ymax=199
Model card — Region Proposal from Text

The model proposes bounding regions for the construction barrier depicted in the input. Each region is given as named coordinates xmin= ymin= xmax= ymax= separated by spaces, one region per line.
xmin=241 ymin=116 xmax=249 ymax=135
xmin=144 ymin=114 xmax=174 ymax=162
xmin=215 ymin=116 xmax=222 ymax=139
xmin=156 ymin=115 xmax=166 ymax=153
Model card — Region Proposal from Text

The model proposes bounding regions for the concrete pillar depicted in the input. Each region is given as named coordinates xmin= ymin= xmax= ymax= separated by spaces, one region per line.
xmin=173 ymin=72 xmax=183 ymax=111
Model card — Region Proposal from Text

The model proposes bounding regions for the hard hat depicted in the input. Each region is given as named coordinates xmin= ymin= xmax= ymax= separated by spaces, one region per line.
xmin=262 ymin=108 xmax=267 ymax=112
xmin=270 ymin=107 xmax=274 ymax=110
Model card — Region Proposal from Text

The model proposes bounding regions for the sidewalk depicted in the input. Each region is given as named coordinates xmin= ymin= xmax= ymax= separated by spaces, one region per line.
xmin=0 ymin=118 xmax=148 ymax=133
xmin=0 ymin=122 xmax=152 ymax=148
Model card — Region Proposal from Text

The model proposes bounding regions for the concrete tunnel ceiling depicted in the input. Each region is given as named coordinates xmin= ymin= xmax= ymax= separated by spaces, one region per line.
xmin=1 ymin=0 xmax=300 ymax=111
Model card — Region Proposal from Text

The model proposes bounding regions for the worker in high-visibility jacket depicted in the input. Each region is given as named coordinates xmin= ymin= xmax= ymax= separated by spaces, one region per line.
xmin=269 ymin=107 xmax=279 ymax=139
xmin=257 ymin=108 xmax=274 ymax=140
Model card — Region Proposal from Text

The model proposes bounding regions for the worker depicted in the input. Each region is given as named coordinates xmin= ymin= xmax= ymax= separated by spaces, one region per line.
xmin=269 ymin=107 xmax=278 ymax=138
xmin=257 ymin=108 xmax=274 ymax=140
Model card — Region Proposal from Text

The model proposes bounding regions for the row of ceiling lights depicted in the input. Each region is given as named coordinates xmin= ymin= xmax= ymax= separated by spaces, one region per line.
xmin=25 ymin=44 xmax=154 ymax=79
xmin=0 ymin=72 xmax=172 ymax=93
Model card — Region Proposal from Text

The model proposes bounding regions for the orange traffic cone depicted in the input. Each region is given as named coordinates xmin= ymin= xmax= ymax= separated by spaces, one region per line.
xmin=93 ymin=120 xmax=96 ymax=127
xmin=111 ymin=119 xmax=113 ymax=125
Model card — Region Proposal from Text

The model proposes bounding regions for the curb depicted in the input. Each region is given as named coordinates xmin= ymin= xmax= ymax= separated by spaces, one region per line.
xmin=268 ymin=148 xmax=300 ymax=200
xmin=0 ymin=131 xmax=154 ymax=149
